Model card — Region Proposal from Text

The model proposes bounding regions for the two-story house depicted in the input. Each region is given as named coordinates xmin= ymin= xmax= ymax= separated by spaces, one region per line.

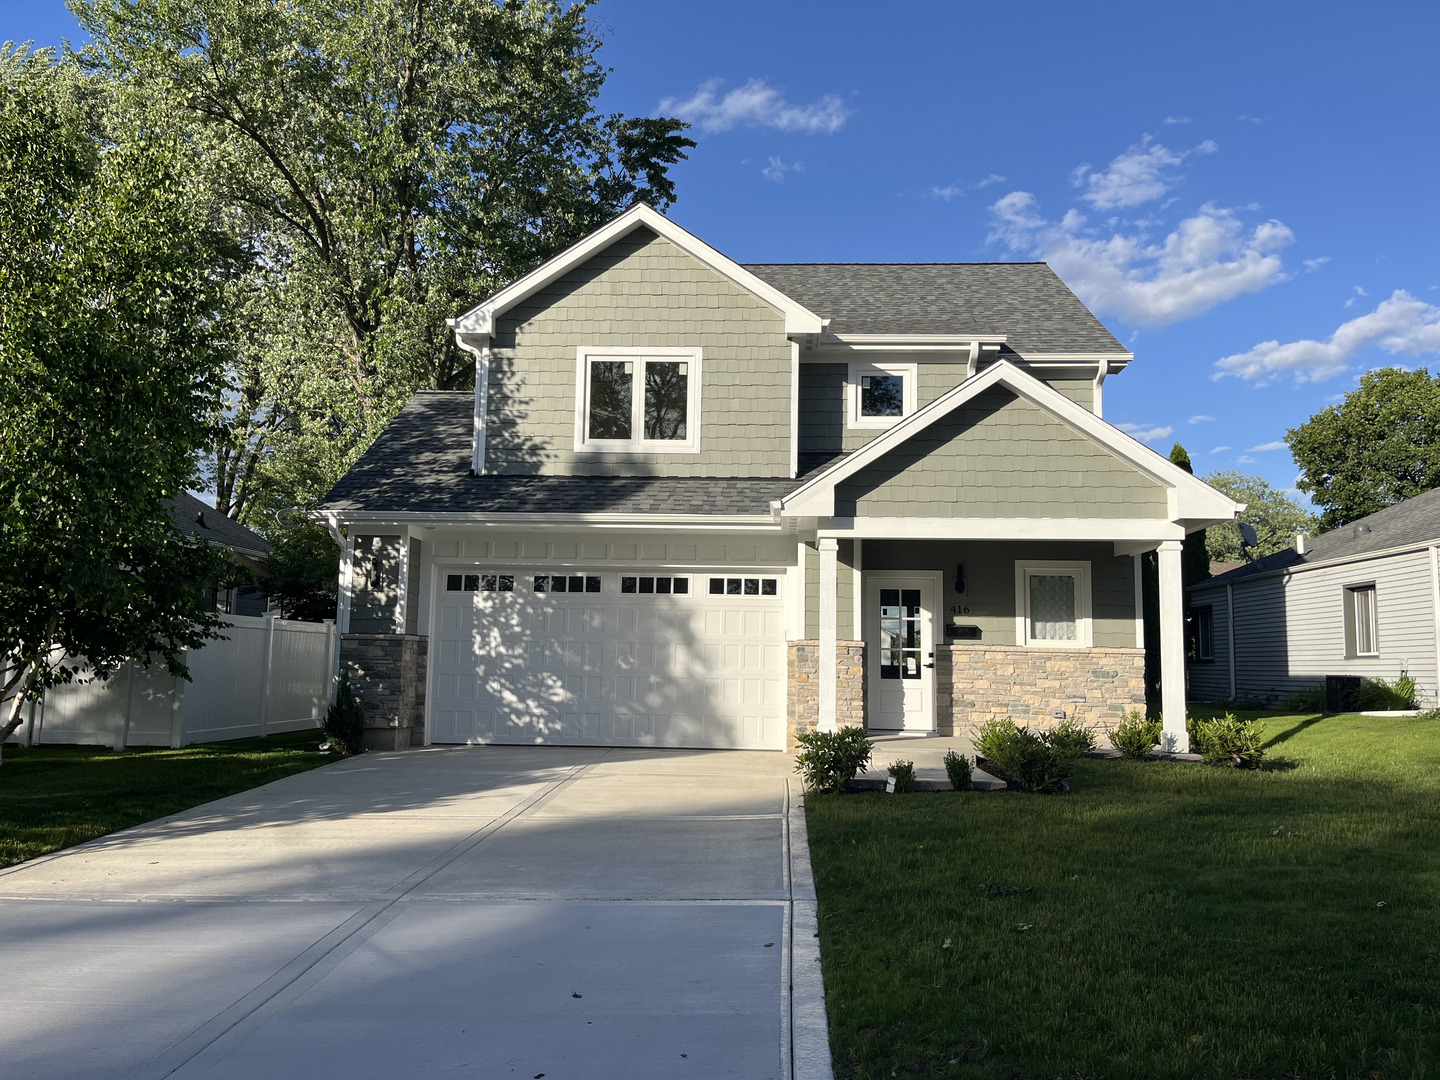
xmin=319 ymin=204 xmax=1239 ymax=753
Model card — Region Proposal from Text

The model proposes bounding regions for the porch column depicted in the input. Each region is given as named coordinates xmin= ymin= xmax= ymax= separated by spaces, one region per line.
xmin=818 ymin=537 xmax=839 ymax=732
xmin=1157 ymin=539 xmax=1189 ymax=752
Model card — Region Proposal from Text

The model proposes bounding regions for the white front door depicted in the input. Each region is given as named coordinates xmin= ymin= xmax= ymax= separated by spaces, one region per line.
xmin=865 ymin=573 xmax=939 ymax=732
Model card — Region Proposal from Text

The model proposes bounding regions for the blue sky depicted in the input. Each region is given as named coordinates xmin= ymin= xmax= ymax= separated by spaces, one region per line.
xmin=9 ymin=0 xmax=1440 ymax=502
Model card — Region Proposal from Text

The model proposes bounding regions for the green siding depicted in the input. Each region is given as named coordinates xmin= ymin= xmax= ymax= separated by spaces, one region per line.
xmin=802 ymin=539 xmax=857 ymax=639
xmin=488 ymin=227 xmax=792 ymax=476
xmin=350 ymin=534 xmax=402 ymax=634
xmin=836 ymin=387 xmax=1169 ymax=519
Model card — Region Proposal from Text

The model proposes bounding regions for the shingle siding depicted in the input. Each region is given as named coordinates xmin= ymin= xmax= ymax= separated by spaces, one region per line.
xmin=489 ymin=227 xmax=792 ymax=477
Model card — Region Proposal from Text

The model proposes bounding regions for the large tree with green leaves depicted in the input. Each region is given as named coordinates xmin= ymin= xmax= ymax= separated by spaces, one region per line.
xmin=1202 ymin=470 xmax=1320 ymax=562
xmin=0 ymin=47 xmax=233 ymax=749
xmin=77 ymin=0 xmax=695 ymax=520
xmin=1287 ymin=366 xmax=1440 ymax=530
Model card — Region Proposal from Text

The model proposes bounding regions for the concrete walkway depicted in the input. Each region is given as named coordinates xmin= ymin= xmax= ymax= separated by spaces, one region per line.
xmin=0 ymin=746 xmax=830 ymax=1080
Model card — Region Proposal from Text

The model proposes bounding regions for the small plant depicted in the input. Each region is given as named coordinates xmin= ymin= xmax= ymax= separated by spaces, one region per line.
xmin=1045 ymin=718 xmax=1096 ymax=759
xmin=972 ymin=717 xmax=1020 ymax=762
xmin=1286 ymin=683 xmax=1327 ymax=714
xmin=323 ymin=672 xmax=366 ymax=756
xmin=943 ymin=749 xmax=972 ymax=791
xmin=887 ymin=759 xmax=915 ymax=792
xmin=793 ymin=726 xmax=874 ymax=793
xmin=1355 ymin=674 xmax=1418 ymax=711
xmin=972 ymin=717 xmax=1084 ymax=794
xmin=1109 ymin=710 xmax=1162 ymax=760
xmin=1188 ymin=712 xmax=1265 ymax=768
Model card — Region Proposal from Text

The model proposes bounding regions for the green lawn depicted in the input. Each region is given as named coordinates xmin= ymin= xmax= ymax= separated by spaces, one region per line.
xmin=805 ymin=712 xmax=1440 ymax=1080
xmin=0 ymin=729 xmax=334 ymax=869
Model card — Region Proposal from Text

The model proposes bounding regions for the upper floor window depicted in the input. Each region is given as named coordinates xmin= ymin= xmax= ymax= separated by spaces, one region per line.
xmin=575 ymin=347 xmax=702 ymax=453
xmin=847 ymin=362 xmax=917 ymax=429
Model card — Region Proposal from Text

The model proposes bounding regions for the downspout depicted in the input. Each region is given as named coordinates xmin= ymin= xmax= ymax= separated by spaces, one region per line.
xmin=965 ymin=339 xmax=981 ymax=380
xmin=1429 ymin=546 xmax=1440 ymax=708
xmin=1092 ymin=358 xmax=1110 ymax=418
xmin=452 ymin=330 xmax=491 ymax=476
xmin=1226 ymin=582 xmax=1237 ymax=701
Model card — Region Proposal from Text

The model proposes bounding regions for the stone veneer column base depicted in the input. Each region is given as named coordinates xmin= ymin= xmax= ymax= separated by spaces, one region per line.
xmin=341 ymin=633 xmax=428 ymax=750
xmin=936 ymin=643 xmax=1146 ymax=738
xmin=787 ymin=640 xmax=866 ymax=750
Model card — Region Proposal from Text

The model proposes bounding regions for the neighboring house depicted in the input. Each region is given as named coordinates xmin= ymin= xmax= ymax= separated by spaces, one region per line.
xmin=319 ymin=204 xmax=1239 ymax=752
xmin=165 ymin=491 xmax=271 ymax=617
xmin=1189 ymin=488 xmax=1440 ymax=709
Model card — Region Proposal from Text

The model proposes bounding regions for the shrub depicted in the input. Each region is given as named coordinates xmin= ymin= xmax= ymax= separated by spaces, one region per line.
xmin=972 ymin=717 xmax=1082 ymax=794
xmin=1188 ymin=712 xmax=1265 ymax=768
xmin=1108 ymin=710 xmax=1161 ymax=759
xmin=793 ymin=727 xmax=874 ymax=793
xmin=1045 ymin=718 xmax=1096 ymax=759
xmin=1286 ymin=683 xmax=1327 ymax=714
xmin=972 ymin=717 xmax=1020 ymax=762
xmin=943 ymin=749 xmax=972 ymax=791
xmin=323 ymin=672 xmax=366 ymax=756
xmin=887 ymin=759 xmax=915 ymax=793
xmin=1355 ymin=674 xmax=1418 ymax=711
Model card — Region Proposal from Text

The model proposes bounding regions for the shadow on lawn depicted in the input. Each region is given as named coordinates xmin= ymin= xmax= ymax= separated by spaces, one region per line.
xmin=1262 ymin=713 xmax=1326 ymax=750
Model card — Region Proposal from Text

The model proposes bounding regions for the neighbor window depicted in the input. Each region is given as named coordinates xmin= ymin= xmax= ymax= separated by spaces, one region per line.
xmin=575 ymin=348 xmax=702 ymax=452
xmin=1014 ymin=561 xmax=1092 ymax=648
xmin=1344 ymin=583 xmax=1378 ymax=657
xmin=1189 ymin=606 xmax=1214 ymax=662
xmin=847 ymin=362 xmax=916 ymax=429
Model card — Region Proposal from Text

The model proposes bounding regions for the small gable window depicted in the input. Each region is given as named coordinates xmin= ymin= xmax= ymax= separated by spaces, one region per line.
xmin=576 ymin=347 xmax=702 ymax=453
xmin=847 ymin=362 xmax=917 ymax=429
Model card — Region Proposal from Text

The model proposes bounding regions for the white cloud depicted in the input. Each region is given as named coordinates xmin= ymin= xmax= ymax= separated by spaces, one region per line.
xmin=988 ymin=191 xmax=1293 ymax=327
xmin=1213 ymin=290 xmax=1440 ymax=383
xmin=1117 ymin=422 xmax=1174 ymax=443
xmin=761 ymin=156 xmax=803 ymax=183
xmin=1237 ymin=454 xmax=1256 ymax=463
xmin=974 ymin=173 xmax=1006 ymax=189
xmin=1164 ymin=116 xmax=1192 ymax=125
xmin=1303 ymin=256 xmax=1331 ymax=272
xmin=1247 ymin=440 xmax=1288 ymax=452
xmin=931 ymin=173 xmax=1006 ymax=201
xmin=1355 ymin=285 xmax=1368 ymax=296
xmin=1188 ymin=414 xmax=1216 ymax=423
xmin=1210 ymin=445 xmax=1233 ymax=453
xmin=1069 ymin=136 xmax=1217 ymax=210
xmin=660 ymin=79 xmax=849 ymax=135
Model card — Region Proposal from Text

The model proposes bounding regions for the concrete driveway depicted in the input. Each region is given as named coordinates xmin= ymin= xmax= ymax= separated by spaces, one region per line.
xmin=0 ymin=746 xmax=829 ymax=1080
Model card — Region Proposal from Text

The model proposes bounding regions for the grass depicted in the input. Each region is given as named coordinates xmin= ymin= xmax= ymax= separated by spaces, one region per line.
xmin=0 ymin=729 xmax=333 ymax=869
xmin=805 ymin=710 xmax=1440 ymax=1080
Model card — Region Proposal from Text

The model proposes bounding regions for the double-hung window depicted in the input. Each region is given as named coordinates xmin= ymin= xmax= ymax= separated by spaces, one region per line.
xmin=846 ymin=362 xmax=917 ymax=429
xmin=1344 ymin=583 xmax=1378 ymax=658
xmin=575 ymin=347 xmax=702 ymax=452
xmin=1014 ymin=561 xmax=1093 ymax=648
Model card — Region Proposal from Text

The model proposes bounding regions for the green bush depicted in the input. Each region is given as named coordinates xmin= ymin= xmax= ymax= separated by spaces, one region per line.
xmin=323 ymin=672 xmax=366 ymax=756
xmin=1188 ymin=712 xmax=1265 ymax=768
xmin=794 ymin=727 xmax=874 ymax=793
xmin=1108 ymin=710 xmax=1161 ymax=759
xmin=887 ymin=759 xmax=915 ymax=793
xmin=972 ymin=717 xmax=1084 ymax=794
xmin=1286 ymin=683 xmax=1327 ymax=714
xmin=1355 ymin=674 xmax=1418 ymax=711
xmin=943 ymin=749 xmax=972 ymax=791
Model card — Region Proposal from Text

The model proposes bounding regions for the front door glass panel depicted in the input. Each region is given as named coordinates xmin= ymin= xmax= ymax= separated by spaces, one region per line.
xmin=878 ymin=587 xmax=923 ymax=680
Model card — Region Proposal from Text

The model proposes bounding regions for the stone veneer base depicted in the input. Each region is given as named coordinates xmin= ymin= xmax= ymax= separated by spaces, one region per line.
xmin=341 ymin=633 xmax=428 ymax=750
xmin=787 ymin=640 xmax=866 ymax=749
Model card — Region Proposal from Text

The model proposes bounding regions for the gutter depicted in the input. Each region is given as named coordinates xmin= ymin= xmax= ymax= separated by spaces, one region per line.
xmin=323 ymin=510 xmax=784 ymax=532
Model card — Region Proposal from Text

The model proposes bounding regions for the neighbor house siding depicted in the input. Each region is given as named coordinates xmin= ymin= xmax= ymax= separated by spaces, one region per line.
xmin=835 ymin=387 xmax=1169 ymax=519
xmin=487 ymin=227 xmax=792 ymax=476
xmin=1193 ymin=549 xmax=1439 ymax=707
xmin=1186 ymin=581 xmax=1233 ymax=702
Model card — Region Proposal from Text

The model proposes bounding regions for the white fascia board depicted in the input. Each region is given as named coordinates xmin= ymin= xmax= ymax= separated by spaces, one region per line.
xmin=778 ymin=358 xmax=1242 ymax=522
xmin=449 ymin=203 xmax=823 ymax=337
xmin=814 ymin=333 xmax=1008 ymax=354
xmin=819 ymin=517 xmax=1184 ymax=541
xmin=1019 ymin=351 xmax=1134 ymax=367
xmin=330 ymin=511 xmax=784 ymax=533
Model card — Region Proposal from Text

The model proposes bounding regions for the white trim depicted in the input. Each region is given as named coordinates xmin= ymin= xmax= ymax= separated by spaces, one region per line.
xmin=393 ymin=527 xmax=412 ymax=634
xmin=818 ymin=538 xmax=839 ymax=733
xmin=820 ymin=517 xmax=1184 ymax=541
xmin=337 ymin=533 xmax=355 ymax=635
xmin=852 ymin=538 xmax=864 ymax=639
xmin=845 ymin=361 xmax=917 ymax=430
xmin=1190 ymin=537 xmax=1440 ymax=592
xmin=776 ymin=358 xmax=1241 ymax=523
xmin=573 ymin=346 xmax=702 ymax=454
xmin=1133 ymin=553 xmax=1144 ymax=648
xmin=1014 ymin=559 xmax=1093 ymax=649
xmin=1156 ymin=540 xmax=1188 ymax=751
xmin=825 ymin=333 xmax=1008 ymax=347
xmin=450 ymin=203 xmax=823 ymax=337
xmin=1226 ymin=581 xmax=1237 ymax=700
xmin=790 ymin=340 xmax=800 ymax=479
xmin=335 ymin=511 xmax=780 ymax=531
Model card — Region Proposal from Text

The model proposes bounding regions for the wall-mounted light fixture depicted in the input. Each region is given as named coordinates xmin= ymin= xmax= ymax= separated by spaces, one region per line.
xmin=954 ymin=564 xmax=966 ymax=594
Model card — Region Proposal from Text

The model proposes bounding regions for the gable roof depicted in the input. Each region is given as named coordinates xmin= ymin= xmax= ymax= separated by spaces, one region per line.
xmin=318 ymin=392 xmax=801 ymax=519
xmin=777 ymin=359 xmax=1240 ymax=523
xmin=743 ymin=262 xmax=1127 ymax=354
xmin=450 ymin=203 xmax=824 ymax=338
xmin=1202 ymin=486 xmax=1440 ymax=587
xmin=165 ymin=492 xmax=270 ymax=558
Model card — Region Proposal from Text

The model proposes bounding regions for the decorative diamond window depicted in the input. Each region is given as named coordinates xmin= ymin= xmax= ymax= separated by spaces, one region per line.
xmin=1015 ymin=561 xmax=1091 ymax=648
xmin=1028 ymin=574 xmax=1077 ymax=642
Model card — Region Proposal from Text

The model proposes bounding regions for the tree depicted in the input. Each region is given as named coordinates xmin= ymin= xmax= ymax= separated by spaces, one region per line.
xmin=259 ymin=519 xmax=341 ymax=622
xmin=1287 ymin=367 xmax=1440 ymax=529
xmin=77 ymin=0 xmax=695 ymax=521
xmin=1202 ymin=471 xmax=1319 ymax=563
xmin=0 ymin=47 xmax=233 ymax=750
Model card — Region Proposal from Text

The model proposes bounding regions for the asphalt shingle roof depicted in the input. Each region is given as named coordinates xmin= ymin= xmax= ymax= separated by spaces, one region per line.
xmin=320 ymin=392 xmax=802 ymax=516
xmin=165 ymin=492 xmax=270 ymax=556
xmin=742 ymin=262 xmax=1126 ymax=353
xmin=1202 ymin=486 xmax=1440 ymax=587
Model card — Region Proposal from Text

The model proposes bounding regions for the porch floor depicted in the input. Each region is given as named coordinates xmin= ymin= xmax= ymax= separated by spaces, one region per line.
xmin=856 ymin=733 xmax=1006 ymax=791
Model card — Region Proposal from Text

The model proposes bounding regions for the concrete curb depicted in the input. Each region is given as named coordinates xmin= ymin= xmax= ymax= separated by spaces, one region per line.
xmin=786 ymin=780 xmax=834 ymax=1080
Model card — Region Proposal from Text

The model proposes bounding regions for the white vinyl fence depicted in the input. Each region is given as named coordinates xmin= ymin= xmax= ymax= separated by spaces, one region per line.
xmin=19 ymin=615 xmax=338 ymax=749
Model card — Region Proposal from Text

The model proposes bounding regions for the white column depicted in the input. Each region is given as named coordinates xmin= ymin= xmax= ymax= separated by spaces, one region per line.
xmin=394 ymin=528 xmax=411 ymax=635
xmin=337 ymin=532 xmax=355 ymax=635
xmin=1157 ymin=539 xmax=1188 ymax=752
xmin=819 ymin=538 xmax=839 ymax=732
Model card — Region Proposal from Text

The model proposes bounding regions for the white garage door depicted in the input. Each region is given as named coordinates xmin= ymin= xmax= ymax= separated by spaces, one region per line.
xmin=428 ymin=570 xmax=787 ymax=749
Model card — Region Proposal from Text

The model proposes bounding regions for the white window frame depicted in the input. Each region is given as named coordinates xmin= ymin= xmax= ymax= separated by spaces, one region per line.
xmin=1345 ymin=582 xmax=1379 ymax=658
xmin=1014 ymin=560 xmax=1093 ymax=648
xmin=846 ymin=361 xmax=917 ymax=430
xmin=574 ymin=346 xmax=702 ymax=453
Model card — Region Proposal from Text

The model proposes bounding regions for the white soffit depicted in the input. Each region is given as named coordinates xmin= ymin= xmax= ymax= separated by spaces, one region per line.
xmin=449 ymin=203 xmax=824 ymax=337
xmin=776 ymin=359 xmax=1241 ymax=522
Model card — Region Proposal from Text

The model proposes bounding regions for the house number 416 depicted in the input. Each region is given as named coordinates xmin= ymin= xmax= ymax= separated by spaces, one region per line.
xmin=948 ymin=604 xmax=971 ymax=615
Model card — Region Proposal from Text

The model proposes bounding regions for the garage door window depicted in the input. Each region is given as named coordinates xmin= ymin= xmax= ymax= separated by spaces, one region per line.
xmin=446 ymin=573 xmax=514 ymax=592
xmin=620 ymin=575 xmax=690 ymax=595
xmin=534 ymin=575 xmax=601 ymax=593
xmin=709 ymin=576 xmax=778 ymax=596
